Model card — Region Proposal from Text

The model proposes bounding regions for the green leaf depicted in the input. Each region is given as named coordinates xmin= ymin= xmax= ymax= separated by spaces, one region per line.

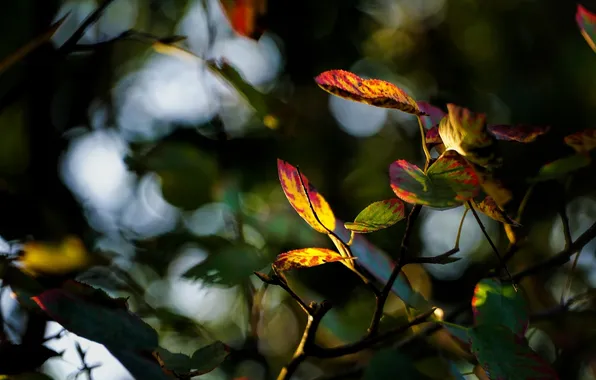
xmin=32 ymin=289 xmax=158 ymax=351
xmin=577 ymin=5 xmax=596 ymax=53
xmin=182 ymin=242 xmax=269 ymax=286
xmin=154 ymin=347 xmax=192 ymax=373
xmin=472 ymin=279 xmax=529 ymax=336
xmin=468 ymin=325 xmax=559 ymax=380
xmin=363 ymin=349 xmax=432 ymax=380
xmin=530 ymin=154 xmax=592 ymax=183
xmin=189 ymin=341 xmax=230 ymax=375
xmin=344 ymin=199 xmax=405 ymax=233
xmin=137 ymin=142 xmax=217 ymax=210
xmin=389 ymin=150 xmax=480 ymax=208
xmin=109 ymin=348 xmax=170 ymax=380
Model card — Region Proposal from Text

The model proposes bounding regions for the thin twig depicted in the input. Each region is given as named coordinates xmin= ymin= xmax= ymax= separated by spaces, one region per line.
xmin=59 ymin=0 xmax=118 ymax=53
xmin=412 ymin=207 xmax=468 ymax=264
xmin=559 ymin=204 xmax=572 ymax=251
xmin=417 ymin=116 xmax=432 ymax=166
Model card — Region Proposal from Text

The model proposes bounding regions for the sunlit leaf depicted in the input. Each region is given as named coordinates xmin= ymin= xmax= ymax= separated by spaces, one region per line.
xmin=20 ymin=236 xmax=97 ymax=277
xmin=220 ymin=0 xmax=268 ymax=40
xmin=364 ymin=349 xmax=432 ymax=380
xmin=475 ymin=172 xmax=514 ymax=210
xmin=189 ymin=341 xmax=230 ymax=375
xmin=344 ymin=199 xmax=405 ymax=233
xmin=438 ymin=104 xmax=499 ymax=168
xmin=314 ymin=70 xmax=424 ymax=115
xmin=418 ymin=101 xmax=446 ymax=129
xmin=531 ymin=154 xmax=592 ymax=183
xmin=488 ymin=124 xmax=550 ymax=143
xmin=0 ymin=342 xmax=60 ymax=375
xmin=0 ymin=15 xmax=67 ymax=75
xmin=472 ymin=196 xmax=519 ymax=225
xmin=32 ymin=288 xmax=158 ymax=351
xmin=563 ymin=129 xmax=596 ymax=153
xmin=182 ymin=242 xmax=269 ymax=286
xmin=389 ymin=150 xmax=480 ymax=208
xmin=468 ymin=325 xmax=559 ymax=380
xmin=277 ymin=159 xmax=336 ymax=233
xmin=472 ymin=279 xmax=529 ymax=336
xmin=273 ymin=248 xmax=353 ymax=271
xmin=577 ymin=5 xmax=596 ymax=53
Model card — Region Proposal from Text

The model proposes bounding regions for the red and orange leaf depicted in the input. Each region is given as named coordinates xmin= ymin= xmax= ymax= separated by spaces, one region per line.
xmin=277 ymin=159 xmax=336 ymax=233
xmin=469 ymin=325 xmax=559 ymax=380
xmin=273 ymin=248 xmax=353 ymax=271
xmin=417 ymin=101 xmax=446 ymax=129
xmin=220 ymin=0 xmax=267 ymax=40
xmin=439 ymin=104 xmax=499 ymax=168
xmin=577 ymin=5 xmax=596 ymax=53
xmin=389 ymin=150 xmax=480 ymax=208
xmin=488 ymin=124 xmax=550 ymax=143
xmin=344 ymin=199 xmax=405 ymax=233
xmin=472 ymin=196 xmax=519 ymax=225
xmin=426 ymin=126 xmax=442 ymax=146
xmin=564 ymin=129 xmax=596 ymax=153
xmin=314 ymin=70 xmax=424 ymax=115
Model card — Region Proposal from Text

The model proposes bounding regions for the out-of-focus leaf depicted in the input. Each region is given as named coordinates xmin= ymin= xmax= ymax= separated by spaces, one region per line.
xmin=1 ymin=373 xmax=55 ymax=380
xmin=530 ymin=154 xmax=592 ymax=183
xmin=60 ymin=280 xmax=129 ymax=310
xmin=314 ymin=70 xmax=424 ymax=115
xmin=577 ymin=5 xmax=596 ymax=52
xmin=418 ymin=101 xmax=446 ymax=129
xmin=277 ymin=159 xmax=336 ymax=233
xmin=32 ymin=288 xmax=158 ymax=351
xmin=20 ymin=236 xmax=97 ymax=277
xmin=471 ymin=196 xmax=519 ymax=225
xmin=139 ymin=142 xmax=217 ymax=210
xmin=154 ymin=347 xmax=192 ymax=373
xmin=426 ymin=126 xmax=442 ymax=146
xmin=109 ymin=349 xmax=170 ymax=380
xmin=472 ymin=278 xmax=529 ymax=336
xmin=182 ymin=242 xmax=268 ymax=285
xmin=414 ymin=357 xmax=465 ymax=380
xmin=468 ymin=325 xmax=559 ymax=380
xmin=389 ymin=150 xmax=480 ymax=208
xmin=363 ymin=349 xmax=432 ymax=380
xmin=220 ymin=0 xmax=268 ymax=40
xmin=273 ymin=247 xmax=353 ymax=271
xmin=563 ymin=129 xmax=596 ymax=153
xmin=438 ymin=104 xmax=499 ymax=168
xmin=0 ymin=15 xmax=66 ymax=75
xmin=189 ymin=341 xmax=230 ymax=375
xmin=344 ymin=199 xmax=405 ymax=233
xmin=0 ymin=342 xmax=60 ymax=375
xmin=487 ymin=124 xmax=550 ymax=143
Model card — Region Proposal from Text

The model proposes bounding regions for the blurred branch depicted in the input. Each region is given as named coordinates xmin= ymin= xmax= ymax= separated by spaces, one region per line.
xmin=59 ymin=0 xmax=118 ymax=53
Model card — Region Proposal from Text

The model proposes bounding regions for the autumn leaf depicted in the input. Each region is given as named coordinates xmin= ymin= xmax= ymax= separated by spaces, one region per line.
xmin=564 ymin=129 xmax=596 ymax=153
xmin=277 ymin=159 xmax=336 ymax=233
xmin=468 ymin=325 xmax=559 ymax=380
xmin=344 ymin=199 xmax=406 ymax=233
xmin=438 ymin=104 xmax=499 ymax=168
xmin=472 ymin=196 xmax=519 ymax=225
xmin=417 ymin=101 xmax=446 ymax=129
xmin=531 ymin=154 xmax=592 ymax=183
xmin=20 ymin=236 xmax=98 ymax=277
xmin=488 ymin=124 xmax=550 ymax=143
xmin=577 ymin=5 xmax=596 ymax=52
xmin=426 ymin=126 xmax=442 ymax=146
xmin=389 ymin=150 xmax=480 ymax=208
xmin=273 ymin=248 xmax=354 ymax=271
xmin=472 ymin=278 xmax=529 ymax=337
xmin=220 ymin=0 xmax=267 ymax=40
xmin=314 ymin=70 xmax=424 ymax=115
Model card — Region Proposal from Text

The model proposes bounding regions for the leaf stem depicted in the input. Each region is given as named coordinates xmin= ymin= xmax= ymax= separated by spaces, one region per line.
xmin=417 ymin=116 xmax=432 ymax=169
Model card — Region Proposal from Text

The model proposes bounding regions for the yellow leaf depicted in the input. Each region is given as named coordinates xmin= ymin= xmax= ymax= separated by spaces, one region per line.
xmin=273 ymin=248 xmax=354 ymax=271
xmin=20 ymin=236 xmax=92 ymax=276
xmin=277 ymin=159 xmax=336 ymax=233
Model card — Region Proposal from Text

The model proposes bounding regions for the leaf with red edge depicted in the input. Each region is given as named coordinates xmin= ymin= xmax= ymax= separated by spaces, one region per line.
xmin=564 ymin=129 xmax=596 ymax=153
xmin=472 ymin=196 xmax=519 ymax=225
xmin=468 ymin=325 xmax=559 ymax=380
xmin=577 ymin=5 xmax=596 ymax=53
xmin=418 ymin=101 xmax=446 ymax=129
xmin=277 ymin=159 xmax=336 ymax=233
xmin=32 ymin=288 xmax=158 ymax=351
xmin=438 ymin=104 xmax=499 ymax=168
xmin=488 ymin=124 xmax=550 ymax=143
xmin=314 ymin=70 xmax=424 ymax=115
xmin=472 ymin=278 xmax=529 ymax=337
xmin=273 ymin=248 xmax=354 ymax=271
xmin=344 ymin=199 xmax=405 ymax=233
xmin=220 ymin=0 xmax=267 ymax=40
xmin=389 ymin=150 xmax=480 ymax=208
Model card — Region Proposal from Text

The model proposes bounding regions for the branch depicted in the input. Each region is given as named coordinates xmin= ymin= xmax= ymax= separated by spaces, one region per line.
xmin=59 ymin=0 xmax=118 ymax=53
